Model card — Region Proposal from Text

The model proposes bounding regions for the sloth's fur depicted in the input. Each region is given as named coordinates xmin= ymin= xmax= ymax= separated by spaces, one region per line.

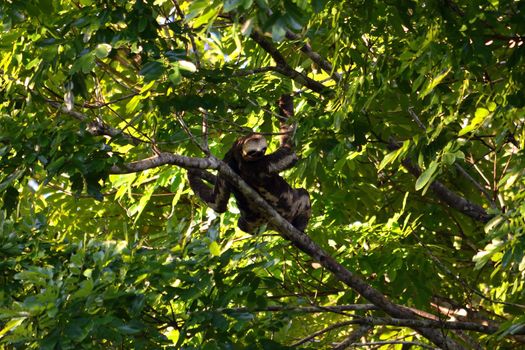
xmin=188 ymin=132 xmax=311 ymax=233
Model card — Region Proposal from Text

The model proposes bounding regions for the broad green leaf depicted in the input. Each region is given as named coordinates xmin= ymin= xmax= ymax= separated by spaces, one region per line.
xmin=415 ymin=160 xmax=438 ymax=191
xmin=223 ymin=0 xmax=242 ymax=12
xmin=378 ymin=149 xmax=400 ymax=171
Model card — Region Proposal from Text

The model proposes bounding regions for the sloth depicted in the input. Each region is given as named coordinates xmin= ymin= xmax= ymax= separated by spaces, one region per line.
xmin=188 ymin=96 xmax=311 ymax=233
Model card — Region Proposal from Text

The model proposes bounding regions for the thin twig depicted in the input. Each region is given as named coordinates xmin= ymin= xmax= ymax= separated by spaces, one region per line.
xmin=347 ymin=340 xmax=436 ymax=349
xmin=198 ymin=107 xmax=210 ymax=155
xmin=176 ymin=112 xmax=209 ymax=155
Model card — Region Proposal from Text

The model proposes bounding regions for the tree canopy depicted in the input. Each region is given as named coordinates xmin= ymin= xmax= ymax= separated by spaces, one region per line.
xmin=1 ymin=0 xmax=525 ymax=348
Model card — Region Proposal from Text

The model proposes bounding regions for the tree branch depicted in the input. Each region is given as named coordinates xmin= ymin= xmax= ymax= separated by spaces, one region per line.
xmin=47 ymin=100 xmax=143 ymax=145
xmin=231 ymin=66 xmax=279 ymax=77
xmin=285 ymin=30 xmax=342 ymax=82
xmin=388 ymin=140 xmax=491 ymax=223
xmin=110 ymin=152 xmax=464 ymax=349
xmin=401 ymin=157 xmax=492 ymax=223
xmin=333 ymin=325 xmax=373 ymax=350
xmin=110 ymin=153 xmax=218 ymax=174
xmin=250 ymin=30 xmax=331 ymax=95
xmin=346 ymin=340 xmax=436 ymax=349
xmin=293 ymin=313 xmax=503 ymax=348
xmin=215 ymin=304 xmax=378 ymax=314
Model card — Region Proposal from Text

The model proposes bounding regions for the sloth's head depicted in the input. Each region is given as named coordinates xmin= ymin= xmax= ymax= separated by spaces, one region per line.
xmin=240 ymin=133 xmax=267 ymax=161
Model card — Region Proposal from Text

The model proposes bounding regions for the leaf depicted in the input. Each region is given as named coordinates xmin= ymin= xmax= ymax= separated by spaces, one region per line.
xmin=420 ymin=67 xmax=451 ymax=98
xmin=71 ymin=52 xmax=95 ymax=74
xmin=415 ymin=160 xmax=438 ymax=191
xmin=0 ymin=317 xmax=25 ymax=338
xmin=178 ymin=60 xmax=197 ymax=73
xmin=139 ymin=61 xmax=165 ymax=81
xmin=378 ymin=150 xmax=400 ymax=171
xmin=223 ymin=0 xmax=242 ymax=12
xmin=126 ymin=95 xmax=143 ymax=114
xmin=0 ymin=168 xmax=25 ymax=192
xmin=378 ymin=140 xmax=409 ymax=171
xmin=94 ymin=43 xmax=112 ymax=58
xmin=458 ymin=108 xmax=490 ymax=136
xmin=209 ymin=241 xmax=221 ymax=256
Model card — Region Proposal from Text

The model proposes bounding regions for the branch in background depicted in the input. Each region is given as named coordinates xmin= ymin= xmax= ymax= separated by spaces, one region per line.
xmin=400 ymin=157 xmax=491 ymax=223
xmin=250 ymin=30 xmax=331 ymax=95
xmin=285 ymin=30 xmax=342 ymax=82
xmin=333 ymin=325 xmax=373 ymax=350
xmin=231 ymin=66 xmax=279 ymax=77
xmin=199 ymin=107 xmax=210 ymax=154
xmin=95 ymin=59 xmax=139 ymax=92
xmin=347 ymin=340 xmax=436 ymax=349
xmin=215 ymin=304 xmax=378 ymax=314
xmin=408 ymin=108 xmax=497 ymax=208
xmin=110 ymin=152 xmax=463 ymax=350
xmin=291 ymin=320 xmax=356 ymax=347
xmin=47 ymin=100 xmax=143 ymax=145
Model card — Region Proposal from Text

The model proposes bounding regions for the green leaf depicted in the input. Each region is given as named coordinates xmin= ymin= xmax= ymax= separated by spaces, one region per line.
xmin=0 ymin=317 xmax=26 ymax=337
xmin=139 ymin=61 xmax=165 ymax=81
xmin=94 ymin=43 xmax=112 ymax=58
xmin=458 ymin=108 xmax=490 ymax=136
xmin=378 ymin=150 xmax=399 ymax=171
xmin=209 ymin=241 xmax=221 ymax=256
xmin=223 ymin=0 xmax=242 ymax=12
xmin=420 ymin=67 xmax=451 ymax=98
xmin=415 ymin=160 xmax=438 ymax=191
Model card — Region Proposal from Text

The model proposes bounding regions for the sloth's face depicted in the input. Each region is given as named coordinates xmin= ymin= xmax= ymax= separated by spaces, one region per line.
xmin=241 ymin=134 xmax=268 ymax=161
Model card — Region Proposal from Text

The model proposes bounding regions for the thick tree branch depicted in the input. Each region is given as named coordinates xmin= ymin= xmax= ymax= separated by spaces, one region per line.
xmin=250 ymin=30 xmax=331 ymax=95
xmin=293 ymin=313 xmax=504 ymax=348
xmin=110 ymin=153 xmax=463 ymax=349
xmin=300 ymin=315 xmax=510 ymax=341
xmin=110 ymin=153 xmax=218 ymax=174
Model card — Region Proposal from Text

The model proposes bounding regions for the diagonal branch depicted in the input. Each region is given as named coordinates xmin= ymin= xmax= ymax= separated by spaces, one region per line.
xmin=109 ymin=153 xmax=464 ymax=350
xmin=401 ymin=157 xmax=491 ymax=223
xmin=285 ymin=30 xmax=342 ymax=82
xmin=388 ymin=140 xmax=491 ymax=223
xmin=250 ymin=30 xmax=331 ymax=95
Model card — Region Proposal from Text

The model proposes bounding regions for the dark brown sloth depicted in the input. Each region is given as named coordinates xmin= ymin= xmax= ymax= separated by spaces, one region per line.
xmin=188 ymin=132 xmax=310 ymax=233
xmin=188 ymin=96 xmax=310 ymax=233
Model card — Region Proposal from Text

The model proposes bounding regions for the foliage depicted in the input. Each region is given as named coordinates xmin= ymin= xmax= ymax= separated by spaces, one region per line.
xmin=1 ymin=0 xmax=525 ymax=348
